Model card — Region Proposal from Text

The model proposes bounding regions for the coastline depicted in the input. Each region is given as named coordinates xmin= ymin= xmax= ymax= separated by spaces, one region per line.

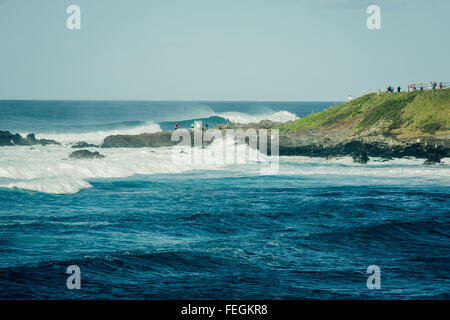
xmin=1 ymin=89 xmax=449 ymax=165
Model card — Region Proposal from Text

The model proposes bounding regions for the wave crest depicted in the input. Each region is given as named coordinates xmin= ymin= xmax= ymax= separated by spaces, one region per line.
xmin=217 ymin=110 xmax=297 ymax=124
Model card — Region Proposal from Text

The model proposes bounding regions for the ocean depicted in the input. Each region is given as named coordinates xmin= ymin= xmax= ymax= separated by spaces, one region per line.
xmin=0 ymin=100 xmax=449 ymax=299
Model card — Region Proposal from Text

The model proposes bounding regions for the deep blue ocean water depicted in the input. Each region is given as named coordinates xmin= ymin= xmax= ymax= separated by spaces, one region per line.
xmin=0 ymin=101 xmax=449 ymax=299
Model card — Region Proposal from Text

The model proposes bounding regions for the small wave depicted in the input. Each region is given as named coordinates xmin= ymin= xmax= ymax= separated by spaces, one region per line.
xmin=298 ymin=219 xmax=450 ymax=245
xmin=0 ymin=177 xmax=92 ymax=194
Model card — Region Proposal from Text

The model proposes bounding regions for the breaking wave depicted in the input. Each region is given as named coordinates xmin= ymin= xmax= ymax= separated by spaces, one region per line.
xmin=216 ymin=110 xmax=297 ymax=124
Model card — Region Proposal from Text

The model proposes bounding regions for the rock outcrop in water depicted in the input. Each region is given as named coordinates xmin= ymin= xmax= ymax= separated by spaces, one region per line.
xmin=101 ymin=131 xmax=177 ymax=148
xmin=101 ymin=131 xmax=214 ymax=148
xmin=69 ymin=150 xmax=105 ymax=159
xmin=0 ymin=131 xmax=60 ymax=146
xmin=71 ymin=141 xmax=99 ymax=148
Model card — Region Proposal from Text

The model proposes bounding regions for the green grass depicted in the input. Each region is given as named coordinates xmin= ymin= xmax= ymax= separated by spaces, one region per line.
xmin=399 ymin=89 xmax=450 ymax=136
xmin=278 ymin=89 xmax=450 ymax=137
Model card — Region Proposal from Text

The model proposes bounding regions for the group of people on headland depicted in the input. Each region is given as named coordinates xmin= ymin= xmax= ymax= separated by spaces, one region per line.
xmin=406 ymin=81 xmax=445 ymax=92
xmin=349 ymin=80 xmax=446 ymax=103
xmin=376 ymin=81 xmax=446 ymax=95
xmin=376 ymin=86 xmax=400 ymax=95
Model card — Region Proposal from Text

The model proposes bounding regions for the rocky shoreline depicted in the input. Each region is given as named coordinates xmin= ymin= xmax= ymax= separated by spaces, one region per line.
xmin=228 ymin=121 xmax=449 ymax=164
xmin=1 ymin=127 xmax=448 ymax=164
xmin=98 ymin=122 xmax=449 ymax=164
xmin=275 ymin=130 xmax=449 ymax=164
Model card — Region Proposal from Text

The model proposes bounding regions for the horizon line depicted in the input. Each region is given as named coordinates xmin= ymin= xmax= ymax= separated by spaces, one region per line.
xmin=0 ymin=98 xmax=346 ymax=103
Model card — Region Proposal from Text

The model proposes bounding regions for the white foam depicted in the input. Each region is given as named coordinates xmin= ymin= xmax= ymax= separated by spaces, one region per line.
xmin=0 ymin=142 xmax=448 ymax=194
xmin=217 ymin=110 xmax=297 ymax=124
xmin=276 ymin=156 xmax=450 ymax=185
xmin=0 ymin=134 xmax=276 ymax=194
xmin=33 ymin=122 xmax=162 ymax=145
xmin=0 ymin=140 xmax=222 ymax=193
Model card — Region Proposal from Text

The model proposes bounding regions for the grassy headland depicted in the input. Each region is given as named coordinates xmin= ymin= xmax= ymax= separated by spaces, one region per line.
xmin=279 ymin=89 xmax=450 ymax=138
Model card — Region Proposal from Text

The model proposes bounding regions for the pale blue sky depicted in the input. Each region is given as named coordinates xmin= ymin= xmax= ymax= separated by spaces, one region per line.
xmin=0 ymin=0 xmax=449 ymax=100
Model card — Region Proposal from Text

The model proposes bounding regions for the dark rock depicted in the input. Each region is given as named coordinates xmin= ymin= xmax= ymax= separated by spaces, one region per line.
xmin=0 ymin=131 xmax=21 ymax=146
xmin=424 ymin=152 xmax=442 ymax=164
xmin=0 ymin=131 xmax=60 ymax=146
xmin=72 ymin=141 xmax=98 ymax=148
xmin=351 ymin=151 xmax=369 ymax=164
xmin=424 ymin=159 xmax=440 ymax=165
xmin=69 ymin=150 xmax=105 ymax=159
xmin=101 ymin=130 xmax=213 ymax=148
xmin=424 ymin=153 xmax=441 ymax=165
xmin=33 ymin=138 xmax=59 ymax=146
xmin=101 ymin=131 xmax=177 ymax=148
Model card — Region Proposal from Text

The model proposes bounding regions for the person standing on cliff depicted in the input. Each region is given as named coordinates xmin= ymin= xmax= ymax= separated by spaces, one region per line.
xmin=348 ymin=95 xmax=352 ymax=102
xmin=397 ymin=86 xmax=401 ymax=92
xmin=420 ymin=83 xmax=424 ymax=91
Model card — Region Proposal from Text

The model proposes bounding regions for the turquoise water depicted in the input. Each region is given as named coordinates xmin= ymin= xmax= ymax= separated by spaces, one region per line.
xmin=0 ymin=101 xmax=449 ymax=299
